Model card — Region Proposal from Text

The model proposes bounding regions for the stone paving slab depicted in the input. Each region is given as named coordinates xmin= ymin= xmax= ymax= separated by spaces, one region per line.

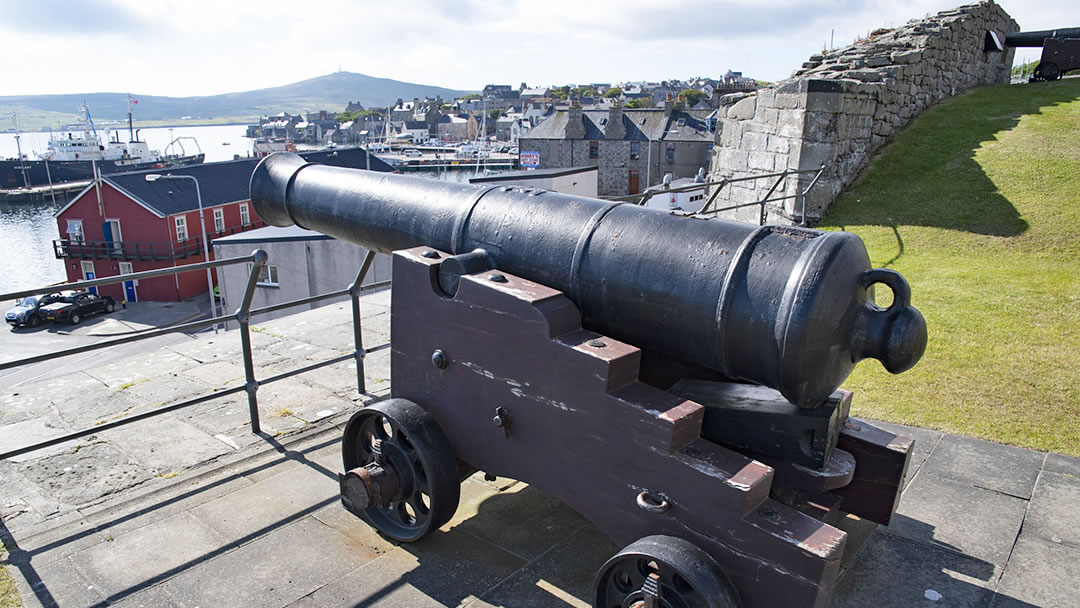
xmin=919 ymin=434 xmax=1045 ymax=499
xmin=72 ymin=511 xmax=230 ymax=599
xmin=160 ymin=516 xmax=379 ymax=608
xmin=884 ymin=471 xmax=1028 ymax=567
xmin=994 ymin=533 xmax=1080 ymax=608
xmin=832 ymin=531 xmax=999 ymax=608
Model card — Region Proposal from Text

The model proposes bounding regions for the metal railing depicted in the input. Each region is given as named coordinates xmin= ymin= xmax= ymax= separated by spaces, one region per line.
xmin=53 ymin=220 xmax=267 ymax=261
xmin=0 ymin=249 xmax=389 ymax=461
xmin=613 ymin=165 xmax=827 ymax=226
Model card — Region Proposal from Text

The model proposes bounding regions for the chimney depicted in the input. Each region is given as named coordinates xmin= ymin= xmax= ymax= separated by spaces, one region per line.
xmin=664 ymin=93 xmax=674 ymax=117
xmin=605 ymin=101 xmax=626 ymax=140
xmin=565 ymin=100 xmax=585 ymax=139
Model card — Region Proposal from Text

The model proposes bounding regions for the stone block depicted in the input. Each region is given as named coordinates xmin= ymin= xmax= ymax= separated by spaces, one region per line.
xmin=716 ymin=148 xmax=748 ymax=172
xmin=720 ymin=121 xmax=742 ymax=147
xmin=753 ymin=106 xmax=778 ymax=124
xmin=748 ymin=151 xmax=775 ymax=171
xmin=776 ymin=109 xmax=806 ymax=138
xmin=728 ymin=96 xmax=757 ymax=120
xmin=866 ymin=56 xmax=891 ymax=67
xmin=741 ymin=131 xmax=768 ymax=152
xmin=796 ymin=141 xmax=835 ymax=172
xmin=774 ymin=93 xmax=802 ymax=109
xmin=767 ymin=136 xmax=791 ymax=154
xmin=805 ymin=90 xmax=843 ymax=113
xmin=891 ymin=49 xmax=924 ymax=64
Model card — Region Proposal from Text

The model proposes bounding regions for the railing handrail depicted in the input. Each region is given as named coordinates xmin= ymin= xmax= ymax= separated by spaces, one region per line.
xmin=0 ymin=249 xmax=384 ymax=461
xmin=1 ymin=253 xmax=256 ymax=302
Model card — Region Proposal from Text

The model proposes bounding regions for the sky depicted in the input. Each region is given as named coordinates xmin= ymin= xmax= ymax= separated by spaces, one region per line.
xmin=0 ymin=0 xmax=1077 ymax=99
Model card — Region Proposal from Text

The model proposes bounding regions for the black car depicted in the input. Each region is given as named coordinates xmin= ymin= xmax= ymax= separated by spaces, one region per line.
xmin=5 ymin=293 xmax=62 ymax=328
xmin=40 ymin=292 xmax=115 ymax=324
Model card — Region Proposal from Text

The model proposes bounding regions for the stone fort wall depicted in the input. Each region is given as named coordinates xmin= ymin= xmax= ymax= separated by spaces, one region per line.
xmin=706 ymin=1 xmax=1018 ymax=224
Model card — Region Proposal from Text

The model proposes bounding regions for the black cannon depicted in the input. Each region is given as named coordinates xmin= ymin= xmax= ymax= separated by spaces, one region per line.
xmin=250 ymin=152 xmax=928 ymax=608
xmin=1004 ymin=27 xmax=1080 ymax=81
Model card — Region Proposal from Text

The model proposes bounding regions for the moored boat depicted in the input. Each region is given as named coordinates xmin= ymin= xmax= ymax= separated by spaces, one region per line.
xmin=1 ymin=99 xmax=205 ymax=189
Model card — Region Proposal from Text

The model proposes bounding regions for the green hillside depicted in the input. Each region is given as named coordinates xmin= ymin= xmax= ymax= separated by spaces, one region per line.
xmin=0 ymin=72 xmax=472 ymax=131
xmin=821 ymin=78 xmax=1080 ymax=455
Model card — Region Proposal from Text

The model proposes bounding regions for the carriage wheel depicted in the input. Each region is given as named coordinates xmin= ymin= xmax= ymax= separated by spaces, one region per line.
xmin=340 ymin=398 xmax=460 ymax=542
xmin=594 ymin=535 xmax=741 ymax=608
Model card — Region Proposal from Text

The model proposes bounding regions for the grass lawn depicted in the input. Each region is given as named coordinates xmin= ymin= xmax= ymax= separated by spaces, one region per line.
xmin=0 ymin=529 xmax=18 ymax=608
xmin=820 ymin=78 xmax=1080 ymax=455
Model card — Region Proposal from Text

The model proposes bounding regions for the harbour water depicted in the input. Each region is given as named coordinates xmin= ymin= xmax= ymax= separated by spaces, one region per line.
xmin=0 ymin=200 xmax=66 ymax=294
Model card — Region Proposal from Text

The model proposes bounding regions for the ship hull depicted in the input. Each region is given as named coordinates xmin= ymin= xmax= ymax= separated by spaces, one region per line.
xmin=1 ymin=153 xmax=206 ymax=189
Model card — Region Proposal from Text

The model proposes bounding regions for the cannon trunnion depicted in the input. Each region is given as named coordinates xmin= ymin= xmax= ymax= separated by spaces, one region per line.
xmin=249 ymin=153 xmax=921 ymax=608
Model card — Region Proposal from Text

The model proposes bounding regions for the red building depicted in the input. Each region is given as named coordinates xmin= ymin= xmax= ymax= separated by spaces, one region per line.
xmin=52 ymin=149 xmax=391 ymax=302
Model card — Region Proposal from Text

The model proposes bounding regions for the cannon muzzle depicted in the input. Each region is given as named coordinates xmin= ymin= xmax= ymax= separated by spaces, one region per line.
xmin=1005 ymin=28 xmax=1080 ymax=47
xmin=250 ymin=152 xmax=926 ymax=407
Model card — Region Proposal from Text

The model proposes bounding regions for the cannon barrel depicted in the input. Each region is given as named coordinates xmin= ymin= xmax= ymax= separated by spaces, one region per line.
xmin=1005 ymin=28 xmax=1080 ymax=47
xmin=250 ymin=152 xmax=926 ymax=407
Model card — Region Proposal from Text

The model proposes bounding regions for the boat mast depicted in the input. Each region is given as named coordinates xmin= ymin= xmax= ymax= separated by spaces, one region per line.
xmin=127 ymin=94 xmax=136 ymax=142
xmin=11 ymin=113 xmax=31 ymax=188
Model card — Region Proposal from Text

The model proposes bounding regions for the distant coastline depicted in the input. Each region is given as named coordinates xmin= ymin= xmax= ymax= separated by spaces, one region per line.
xmin=1 ymin=120 xmax=252 ymax=133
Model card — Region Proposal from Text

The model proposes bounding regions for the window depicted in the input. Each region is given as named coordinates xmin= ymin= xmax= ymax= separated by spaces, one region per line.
xmin=665 ymin=142 xmax=676 ymax=162
xmin=249 ymin=262 xmax=279 ymax=287
xmin=240 ymin=203 xmax=251 ymax=226
xmin=630 ymin=141 xmax=640 ymax=160
xmin=66 ymin=219 xmax=84 ymax=244
xmin=213 ymin=208 xmax=225 ymax=233
xmin=175 ymin=216 xmax=188 ymax=241
xmin=589 ymin=141 xmax=599 ymax=159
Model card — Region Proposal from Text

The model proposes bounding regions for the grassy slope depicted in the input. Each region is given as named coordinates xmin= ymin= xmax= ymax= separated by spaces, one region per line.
xmin=820 ymin=78 xmax=1080 ymax=455
xmin=0 ymin=531 xmax=17 ymax=608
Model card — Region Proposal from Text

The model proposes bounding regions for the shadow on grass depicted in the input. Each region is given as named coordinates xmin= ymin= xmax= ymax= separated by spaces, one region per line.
xmin=820 ymin=79 xmax=1080 ymax=239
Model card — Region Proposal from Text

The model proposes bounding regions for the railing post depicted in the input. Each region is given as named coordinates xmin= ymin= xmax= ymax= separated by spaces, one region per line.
xmin=349 ymin=250 xmax=378 ymax=395
xmin=700 ymin=178 xmax=727 ymax=214
xmin=238 ymin=249 xmax=268 ymax=434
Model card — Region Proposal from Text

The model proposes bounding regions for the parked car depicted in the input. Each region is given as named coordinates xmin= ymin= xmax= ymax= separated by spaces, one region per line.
xmin=403 ymin=149 xmax=422 ymax=157
xmin=5 ymin=293 xmax=62 ymax=328
xmin=40 ymin=292 xmax=115 ymax=324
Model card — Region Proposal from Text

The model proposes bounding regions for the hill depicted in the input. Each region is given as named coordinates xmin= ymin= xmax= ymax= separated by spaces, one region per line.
xmin=819 ymin=78 xmax=1080 ymax=455
xmin=0 ymin=72 xmax=472 ymax=131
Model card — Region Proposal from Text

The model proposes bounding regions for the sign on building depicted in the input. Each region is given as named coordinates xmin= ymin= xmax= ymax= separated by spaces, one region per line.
xmin=520 ymin=151 xmax=540 ymax=168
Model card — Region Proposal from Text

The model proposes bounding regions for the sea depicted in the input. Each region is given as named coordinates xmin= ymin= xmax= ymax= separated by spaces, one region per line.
xmin=0 ymin=125 xmax=503 ymax=295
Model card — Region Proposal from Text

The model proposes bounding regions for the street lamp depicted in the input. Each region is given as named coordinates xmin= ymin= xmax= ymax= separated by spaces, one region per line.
xmin=146 ymin=173 xmax=218 ymax=333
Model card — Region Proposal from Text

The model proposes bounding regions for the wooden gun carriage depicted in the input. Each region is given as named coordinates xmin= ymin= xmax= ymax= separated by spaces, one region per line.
xmin=250 ymin=153 xmax=928 ymax=608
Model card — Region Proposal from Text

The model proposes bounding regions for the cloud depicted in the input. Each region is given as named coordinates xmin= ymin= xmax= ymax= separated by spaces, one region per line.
xmin=0 ymin=0 xmax=146 ymax=34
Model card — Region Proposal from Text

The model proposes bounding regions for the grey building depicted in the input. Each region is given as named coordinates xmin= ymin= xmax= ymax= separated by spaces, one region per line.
xmin=213 ymin=226 xmax=392 ymax=328
xmin=517 ymin=101 xmax=715 ymax=197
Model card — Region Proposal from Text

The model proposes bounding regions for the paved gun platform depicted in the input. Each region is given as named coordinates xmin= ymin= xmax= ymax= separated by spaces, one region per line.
xmin=1 ymin=290 xmax=1077 ymax=607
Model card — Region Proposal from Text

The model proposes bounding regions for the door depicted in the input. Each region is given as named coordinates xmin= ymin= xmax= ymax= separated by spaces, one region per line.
xmin=628 ymin=169 xmax=640 ymax=195
xmin=81 ymin=261 xmax=97 ymax=295
xmin=104 ymin=219 xmax=122 ymax=255
xmin=119 ymin=262 xmax=137 ymax=303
